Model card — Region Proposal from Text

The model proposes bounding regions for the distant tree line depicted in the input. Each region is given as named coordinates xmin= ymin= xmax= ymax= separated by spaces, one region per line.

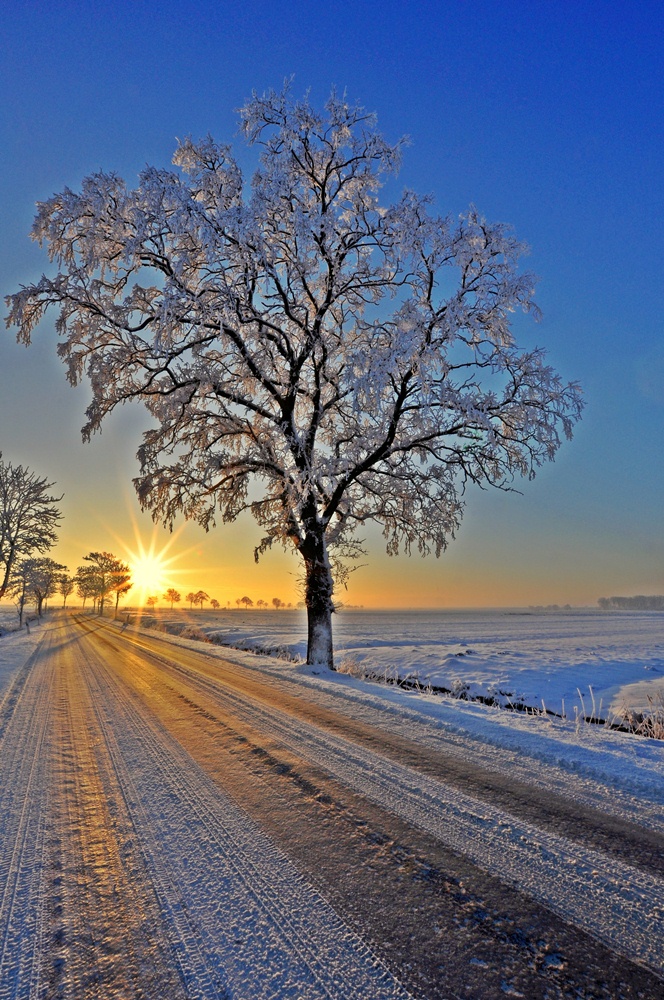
xmin=598 ymin=595 xmax=664 ymax=610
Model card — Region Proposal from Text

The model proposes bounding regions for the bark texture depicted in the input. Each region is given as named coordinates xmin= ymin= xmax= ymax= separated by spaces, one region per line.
xmin=302 ymin=532 xmax=335 ymax=669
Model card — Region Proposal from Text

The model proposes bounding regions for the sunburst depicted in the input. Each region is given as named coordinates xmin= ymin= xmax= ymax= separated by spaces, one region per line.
xmin=105 ymin=504 xmax=192 ymax=607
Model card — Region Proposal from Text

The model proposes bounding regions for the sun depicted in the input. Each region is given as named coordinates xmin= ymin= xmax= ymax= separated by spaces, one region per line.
xmin=102 ymin=496 xmax=197 ymax=608
xmin=110 ymin=517 xmax=190 ymax=607
xmin=130 ymin=554 xmax=169 ymax=597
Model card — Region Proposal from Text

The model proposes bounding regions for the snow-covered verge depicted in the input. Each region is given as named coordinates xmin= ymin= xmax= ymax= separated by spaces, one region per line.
xmin=119 ymin=610 xmax=664 ymax=823
xmin=0 ymin=608 xmax=45 ymax=701
xmin=132 ymin=606 xmax=664 ymax=721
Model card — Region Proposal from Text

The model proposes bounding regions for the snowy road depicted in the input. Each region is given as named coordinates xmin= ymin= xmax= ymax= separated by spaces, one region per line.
xmin=1 ymin=614 xmax=663 ymax=999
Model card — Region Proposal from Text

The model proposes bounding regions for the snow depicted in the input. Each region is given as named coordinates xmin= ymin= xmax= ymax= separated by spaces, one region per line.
xmin=126 ymin=606 xmax=664 ymax=826
xmin=0 ymin=609 xmax=44 ymax=701
xmin=1 ymin=606 xmax=663 ymax=994
xmin=137 ymin=606 xmax=664 ymax=717
xmin=4 ymin=606 xmax=662 ymax=806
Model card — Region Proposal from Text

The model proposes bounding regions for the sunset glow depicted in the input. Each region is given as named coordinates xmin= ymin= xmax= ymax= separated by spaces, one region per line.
xmin=112 ymin=513 xmax=191 ymax=606
xmin=129 ymin=553 xmax=169 ymax=601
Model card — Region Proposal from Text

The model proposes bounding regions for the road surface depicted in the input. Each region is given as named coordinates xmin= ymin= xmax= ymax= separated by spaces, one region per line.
xmin=0 ymin=613 xmax=662 ymax=998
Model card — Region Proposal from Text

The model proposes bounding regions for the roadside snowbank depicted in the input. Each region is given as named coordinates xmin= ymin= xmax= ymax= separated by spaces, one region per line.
xmin=132 ymin=607 xmax=664 ymax=719
xmin=0 ymin=610 xmax=45 ymax=701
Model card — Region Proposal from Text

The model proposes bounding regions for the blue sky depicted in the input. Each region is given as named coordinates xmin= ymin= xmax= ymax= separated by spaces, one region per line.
xmin=1 ymin=0 xmax=662 ymax=606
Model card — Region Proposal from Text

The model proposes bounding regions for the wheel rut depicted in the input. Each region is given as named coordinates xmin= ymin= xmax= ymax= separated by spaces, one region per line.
xmin=75 ymin=616 xmax=664 ymax=999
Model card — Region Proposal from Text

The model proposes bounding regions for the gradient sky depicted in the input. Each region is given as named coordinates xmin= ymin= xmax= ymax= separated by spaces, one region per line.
xmin=1 ymin=0 xmax=663 ymax=608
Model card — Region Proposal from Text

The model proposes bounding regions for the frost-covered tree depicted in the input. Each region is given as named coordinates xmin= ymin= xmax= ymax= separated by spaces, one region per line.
xmin=24 ymin=557 xmax=67 ymax=617
xmin=8 ymin=559 xmax=33 ymax=625
xmin=6 ymin=87 xmax=582 ymax=668
xmin=0 ymin=454 xmax=62 ymax=600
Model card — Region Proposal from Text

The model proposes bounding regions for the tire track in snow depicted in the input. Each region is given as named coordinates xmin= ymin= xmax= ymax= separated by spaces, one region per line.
xmin=43 ymin=628 xmax=188 ymax=999
xmin=106 ymin=631 xmax=663 ymax=979
xmin=0 ymin=631 xmax=52 ymax=1000
xmin=111 ymin=621 xmax=664 ymax=836
xmin=74 ymin=621 xmax=414 ymax=1000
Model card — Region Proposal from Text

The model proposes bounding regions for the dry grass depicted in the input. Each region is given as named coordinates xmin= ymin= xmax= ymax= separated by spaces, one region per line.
xmin=616 ymin=692 xmax=664 ymax=740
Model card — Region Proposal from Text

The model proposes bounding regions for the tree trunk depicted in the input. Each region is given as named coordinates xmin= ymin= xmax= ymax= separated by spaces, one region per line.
xmin=302 ymin=530 xmax=334 ymax=669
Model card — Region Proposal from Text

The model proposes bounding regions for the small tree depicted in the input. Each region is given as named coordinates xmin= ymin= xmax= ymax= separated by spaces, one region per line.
xmin=0 ymin=454 xmax=62 ymax=600
xmin=27 ymin=557 xmax=67 ymax=617
xmin=272 ymin=597 xmax=283 ymax=610
xmin=7 ymin=87 xmax=582 ymax=668
xmin=75 ymin=566 xmax=97 ymax=608
xmin=8 ymin=559 xmax=32 ymax=625
xmin=165 ymin=587 xmax=181 ymax=609
xmin=146 ymin=595 xmax=158 ymax=609
xmin=112 ymin=576 xmax=133 ymax=615
xmin=59 ymin=572 xmax=75 ymax=607
xmin=186 ymin=591 xmax=196 ymax=609
xmin=210 ymin=598 xmax=220 ymax=610
xmin=194 ymin=589 xmax=209 ymax=610
xmin=80 ymin=551 xmax=130 ymax=615
xmin=256 ymin=599 xmax=267 ymax=609
xmin=239 ymin=595 xmax=253 ymax=609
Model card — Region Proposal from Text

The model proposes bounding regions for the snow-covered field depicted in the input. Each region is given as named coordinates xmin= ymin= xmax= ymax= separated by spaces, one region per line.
xmin=129 ymin=606 xmax=664 ymax=720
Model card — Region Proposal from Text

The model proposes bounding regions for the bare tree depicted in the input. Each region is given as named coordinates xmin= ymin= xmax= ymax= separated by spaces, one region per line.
xmin=75 ymin=565 xmax=98 ymax=609
xmin=0 ymin=454 xmax=62 ymax=600
xmin=165 ymin=587 xmax=181 ymax=609
xmin=59 ymin=572 xmax=75 ymax=608
xmin=8 ymin=559 xmax=32 ymax=625
xmin=111 ymin=568 xmax=132 ymax=616
xmin=194 ymin=590 xmax=209 ymax=610
xmin=7 ymin=87 xmax=582 ymax=668
xmin=80 ymin=551 xmax=131 ymax=615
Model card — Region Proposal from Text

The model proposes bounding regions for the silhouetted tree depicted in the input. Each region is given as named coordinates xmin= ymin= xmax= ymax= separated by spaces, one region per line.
xmin=194 ymin=590 xmax=209 ymax=610
xmin=80 ymin=551 xmax=131 ymax=615
xmin=0 ymin=454 xmax=62 ymax=600
xmin=59 ymin=572 xmax=75 ymax=607
xmin=165 ymin=587 xmax=181 ymax=609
